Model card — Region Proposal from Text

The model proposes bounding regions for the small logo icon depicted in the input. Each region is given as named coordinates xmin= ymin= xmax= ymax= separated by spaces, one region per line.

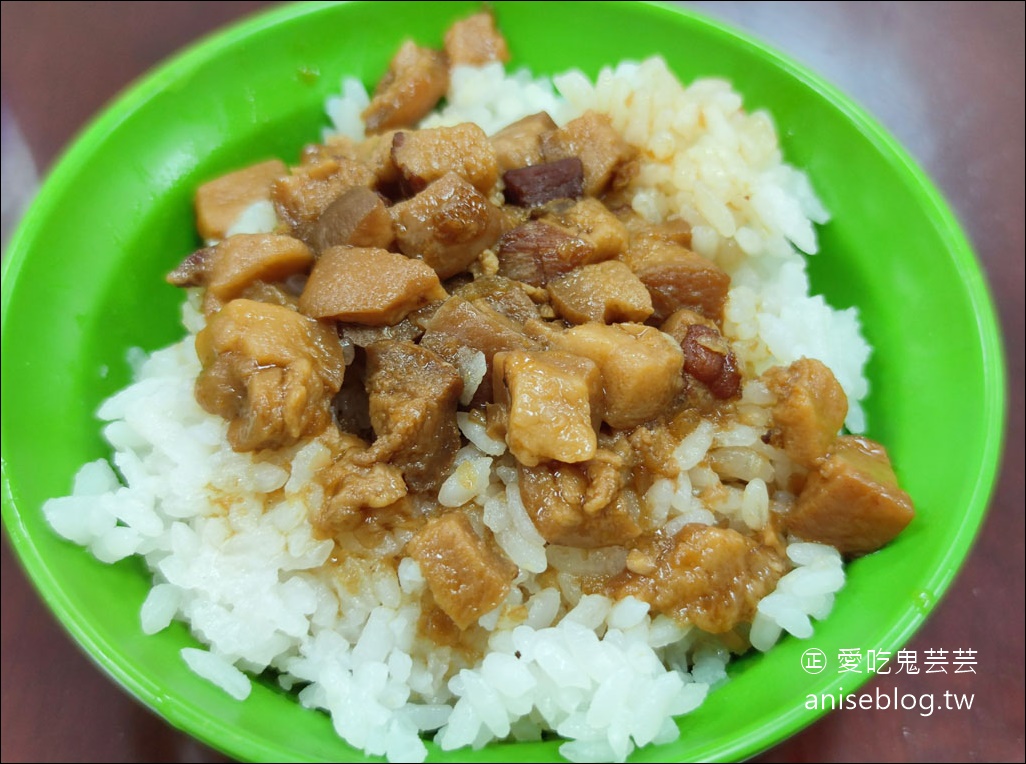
xmin=801 ymin=648 xmax=827 ymax=674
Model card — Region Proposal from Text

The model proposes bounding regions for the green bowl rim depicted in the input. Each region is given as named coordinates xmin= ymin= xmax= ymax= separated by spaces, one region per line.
xmin=0 ymin=1 xmax=1007 ymax=761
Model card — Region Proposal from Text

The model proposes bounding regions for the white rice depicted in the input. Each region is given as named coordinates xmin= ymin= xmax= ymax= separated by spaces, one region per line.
xmin=43 ymin=56 xmax=862 ymax=762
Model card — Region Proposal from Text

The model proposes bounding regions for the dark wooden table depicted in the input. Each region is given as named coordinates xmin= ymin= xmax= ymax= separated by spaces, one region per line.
xmin=2 ymin=2 xmax=1022 ymax=761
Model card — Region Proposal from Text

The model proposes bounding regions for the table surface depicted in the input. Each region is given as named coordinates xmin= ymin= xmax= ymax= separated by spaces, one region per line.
xmin=2 ymin=2 xmax=1022 ymax=762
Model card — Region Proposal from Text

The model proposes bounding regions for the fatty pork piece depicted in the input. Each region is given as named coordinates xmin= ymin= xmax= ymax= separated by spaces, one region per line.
xmin=272 ymin=157 xmax=375 ymax=244
xmin=451 ymin=275 xmax=541 ymax=325
xmin=553 ymin=323 xmax=684 ymax=430
xmin=299 ymin=246 xmax=446 ymax=325
xmin=552 ymin=197 xmax=630 ymax=260
xmin=406 ymin=512 xmax=515 ymax=630
xmin=313 ymin=431 xmax=408 ymax=534
xmin=517 ymin=457 xmax=643 ymax=548
xmin=360 ymin=340 xmax=463 ymax=493
xmin=443 ymin=11 xmax=510 ymax=66
xmin=420 ymin=296 xmax=538 ymax=406
xmin=303 ymin=131 xmax=403 ymax=192
xmin=496 ymin=219 xmax=593 ymax=286
xmin=193 ymin=159 xmax=286 ymax=242
xmin=195 ymin=299 xmax=347 ymax=452
xmin=391 ymin=123 xmax=499 ymax=195
xmin=624 ymin=237 xmax=731 ymax=323
xmin=390 ymin=172 xmax=503 ymax=278
xmin=548 ymin=260 xmax=653 ymax=324
xmin=362 ymin=40 xmax=449 ymax=134
xmin=492 ymin=350 xmax=603 ymax=467
xmin=540 ymin=110 xmax=635 ymax=196
xmin=763 ymin=358 xmax=848 ymax=469
xmin=495 ymin=197 xmax=628 ymax=286
xmin=609 ymin=525 xmax=787 ymax=633
xmin=490 ymin=112 xmax=557 ymax=173
xmin=787 ymin=436 xmax=915 ymax=556
xmin=310 ymin=186 xmax=395 ymax=253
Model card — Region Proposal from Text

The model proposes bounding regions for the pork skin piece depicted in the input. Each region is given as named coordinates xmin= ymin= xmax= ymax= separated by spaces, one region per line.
xmin=362 ymin=41 xmax=449 ymax=134
xmin=195 ymin=299 xmax=346 ymax=452
xmin=406 ymin=512 xmax=515 ymax=630
xmin=763 ymin=358 xmax=848 ymax=469
xmin=553 ymin=322 xmax=684 ymax=430
xmin=310 ymin=186 xmax=395 ymax=252
xmin=609 ymin=525 xmax=787 ymax=633
xmin=391 ymin=123 xmax=499 ymax=196
xmin=363 ymin=340 xmax=463 ymax=493
xmin=390 ymin=172 xmax=502 ymax=279
xmin=490 ymin=112 xmax=557 ymax=172
xmin=540 ymin=111 xmax=634 ymax=197
xmin=548 ymin=260 xmax=653 ymax=324
xmin=443 ymin=12 xmax=510 ymax=66
xmin=624 ymin=238 xmax=731 ymax=323
xmin=493 ymin=350 xmax=603 ymax=467
xmin=299 ymin=246 xmax=446 ymax=325
xmin=787 ymin=435 xmax=915 ymax=556
xmin=194 ymin=159 xmax=286 ymax=241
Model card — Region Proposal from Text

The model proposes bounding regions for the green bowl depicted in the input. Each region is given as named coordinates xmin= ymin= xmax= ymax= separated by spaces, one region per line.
xmin=0 ymin=1 xmax=1005 ymax=761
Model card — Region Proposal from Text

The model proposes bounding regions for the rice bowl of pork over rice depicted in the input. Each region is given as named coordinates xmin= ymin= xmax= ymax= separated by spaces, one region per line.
xmin=0 ymin=2 xmax=1003 ymax=763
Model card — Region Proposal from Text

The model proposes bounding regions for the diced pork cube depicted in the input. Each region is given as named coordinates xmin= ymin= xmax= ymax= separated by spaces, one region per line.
xmin=518 ymin=459 xmax=642 ymax=548
xmin=443 ymin=12 xmax=510 ymax=66
xmin=625 ymin=238 xmax=731 ymax=322
xmin=496 ymin=220 xmax=594 ymax=286
xmin=314 ymin=432 xmax=408 ymax=534
xmin=362 ymin=41 xmax=449 ymax=134
xmin=391 ymin=123 xmax=499 ymax=195
xmin=310 ymin=186 xmax=395 ymax=252
xmin=453 ymin=275 xmax=541 ymax=325
xmin=493 ymin=350 xmax=602 ymax=467
xmin=421 ymin=296 xmax=537 ymax=406
xmin=299 ymin=246 xmax=446 ymax=325
xmin=659 ymin=308 xmax=715 ymax=344
xmin=502 ymin=158 xmax=584 ymax=207
xmin=540 ymin=111 xmax=634 ymax=196
xmin=787 ymin=436 xmax=915 ymax=556
xmin=548 ymin=260 xmax=653 ymax=324
xmin=551 ymin=197 xmax=629 ymax=260
xmin=490 ymin=112 xmax=557 ymax=172
xmin=390 ymin=172 xmax=502 ymax=278
xmin=764 ymin=358 xmax=848 ymax=469
xmin=362 ymin=340 xmax=463 ymax=493
xmin=194 ymin=159 xmax=286 ymax=241
xmin=554 ymin=323 xmax=684 ymax=429
xmin=406 ymin=512 xmax=515 ymax=629
xmin=272 ymin=158 xmax=375 ymax=243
